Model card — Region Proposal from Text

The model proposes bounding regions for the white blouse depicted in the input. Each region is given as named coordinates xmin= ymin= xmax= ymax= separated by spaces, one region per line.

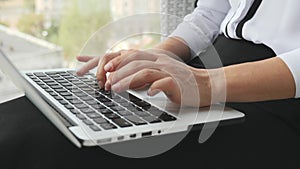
xmin=170 ymin=0 xmax=300 ymax=98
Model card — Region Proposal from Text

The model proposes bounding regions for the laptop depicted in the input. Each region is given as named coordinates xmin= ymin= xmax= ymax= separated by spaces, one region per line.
xmin=0 ymin=49 xmax=244 ymax=147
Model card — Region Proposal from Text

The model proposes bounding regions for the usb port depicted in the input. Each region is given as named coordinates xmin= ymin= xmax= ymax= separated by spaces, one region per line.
xmin=117 ymin=136 xmax=124 ymax=140
xmin=129 ymin=134 xmax=136 ymax=138
xmin=141 ymin=131 xmax=152 ymax=137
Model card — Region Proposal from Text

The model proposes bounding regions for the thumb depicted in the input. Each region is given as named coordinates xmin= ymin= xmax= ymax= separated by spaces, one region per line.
xmin=148 ymin=77 xmax=181 ymax=104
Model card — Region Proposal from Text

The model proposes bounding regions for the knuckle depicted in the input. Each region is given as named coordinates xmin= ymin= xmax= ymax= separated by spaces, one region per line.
xmin=165 ymin=77 xmax=174 ymax=86
xmin=140 ymin=69 xmax=153 ymax=79
xmin=101 ymin=53 xmax=111 ymax=62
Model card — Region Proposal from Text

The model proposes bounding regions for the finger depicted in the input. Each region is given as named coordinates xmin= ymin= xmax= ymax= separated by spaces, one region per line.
xmin=103 ymin=49 xmax=138 ymax=72
xmin=113 ymin=50 xmax=158 ymax=71
xmin=148 ymin=77 xmax=181 ymax=104
xmin=110 ymin=69 xmax=168 ymax=93
xmin=105 ymin=72 xmax=114 ymax=90
xmin=76 ymin=55 xmax=95 ymax=62
xmin=108 ymin=60 xmax=160 ymax=85
xmin=76 ymin=56 xmax=100 ymax=76
xmin=104 ymin=50 xmax=158 ymax=73
xmin=96 ymin=52 xmax=121 ymax=87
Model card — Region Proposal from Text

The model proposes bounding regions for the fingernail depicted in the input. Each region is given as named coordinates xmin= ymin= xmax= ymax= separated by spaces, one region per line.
xmin=111 ymin=83 xmax=121 ymax=92
xmin=147 ymin=89 xmax=161 ymax=96
xmin=104 ymin=62 xmax=113 ymax=71
xmin=76 ymin=70 xmax=82 ymax=76
xmin=98 ymin=81 xmax=104 ymax=89
xmin=105 ymin=80 xmax=111 ymax=90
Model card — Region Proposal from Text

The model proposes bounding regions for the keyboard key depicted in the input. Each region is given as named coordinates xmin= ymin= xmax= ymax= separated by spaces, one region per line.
xmin=91 ymin=104 xmax=106 ymax=110
xmin=34 ymin=72 xmax=46 ymax=77
xmin=111 ymin=106 xmax=125 ymax=111
xmin=135 ymin=111 xmax=151 ymax=117
xmin=90 ymin=125 xmax=101 ymax=131
xmin=100 ymin=123 xmax=117 ymax=130
xmin=37 ymin=82 xmax=44 ymax=85
xmin=55 ymin=89 xmax=67 ymax=93
xmin=60 ymin=92 xmax=72 ymax=96
xmin=117 ymin=110 xmax=132 ymax=116
xmin=43 ymin=79 xmax=55 ymax=83
xmin=45 ymin=72 xmax=59 ymax=75
xmin=59 ymin=100 xmax=68 ymax=105
xmin=127 ymin=106 xmax=143 ymax=112
xmin=40 ymin=85 xmax=48 ymax=89
xmin=54 ymin=96 xmax=63 ymax=100
xmin=96 ymin=97 xmax=111 ymax=102
xmin=125 ymin=115 xmax=147 ymax=125
xmin=51 ymin=85 xmax=63 ymax=89
xmin=77 ymin=84 xmax=88 ymax=88
xmin=70 ymin=88 xmax=82 ymax=93
xmin=70 ymin=109 xmax=81 ymax=114
xmin=63 ymin=76 xmax=74 ymax=79
xmin=38 ymin=76 xmax=50 ymax=80
xmin=68 ymin=99 xmax=82 ymax=104
xmin=100 ymin=109 xmax=113 ymax=114
xmin=81 ymin=108 xmax=94 ymax=114
xmin=56 ymin=79 xmax=67 ymax=83
xmin=128 ymin=93 xmax=142 ymax=102
xmin=158 ymin=113 xmax=177 ymax=122
xmin=147 ymin=108 xmax=165 ymax=116
xmin=45 ymin=88 xmax=53 ymax=92
xmin=65 ymin=85 xmax=76 ymax=90
xmin=83 ymin=119 xmax=93 ymax=125
xmin=142 ymin=116 xmax=161 ymax=123
xmin=53 ymin=77 xmax=64 ymax=80
xmin=93 ymin=117 xmax=107 ymax=124
xmin=119 ymin=101 xmax=132 ymax=106
xmin=112 ymin=118 xmax=132 ymax=127
xmin=64 ymin=96 xmax=77 ymax=100
xmin=49 ymin=92 xmax=58 ymax=96
xmin=49 ymin=74 xmax=59 ymax=78
xmin=80 ymin=96 xmax=93 ymax=101
xmin=103 ymin=102 xmax=117 ymax=107
xmin=74 ymin=103 xmax=88 ymax=109
xmin=33 ymin=79 xmax=41 ymax=82
xmin=100 ymin=90 xmax=111 ymax=95
xmin=64 ymin=104 xmax=74 ymax=110
xmin=47 ymin=82 xmax=58 ymax=86
xmin=74 ymin=92 xmax=88 ymax=97
xmin=134 ymin=101 xmax=152 ymax=109
xmin=61 ymin=82 xmax=72 ymax=86
xmin=76 ymin=114 xmax=86 ymax=120
xmin=81 ymin=87 xmax=93 ymax=92
xmin=105 ymin=113 xmax=120 ymax=119
xmin=86 ymin=100 xmax=98 ymax=105
xmin=86 ymin=112 xmax=102 ymax=118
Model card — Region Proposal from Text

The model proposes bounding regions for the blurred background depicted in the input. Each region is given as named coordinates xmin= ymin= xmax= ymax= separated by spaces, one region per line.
xmin=0 ymin=0 xmax=195 ymax=103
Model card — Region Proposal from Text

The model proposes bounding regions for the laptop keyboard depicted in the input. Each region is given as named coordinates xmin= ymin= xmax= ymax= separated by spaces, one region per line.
xmin=25 ymin=71 xmax=176 ymax=132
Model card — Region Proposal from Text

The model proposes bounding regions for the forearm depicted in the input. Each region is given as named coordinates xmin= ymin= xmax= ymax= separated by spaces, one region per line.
xmin=222 ymin=57 xmax=296 ymax=102
xmin=154 ymin=37 xmax=191 ymax=61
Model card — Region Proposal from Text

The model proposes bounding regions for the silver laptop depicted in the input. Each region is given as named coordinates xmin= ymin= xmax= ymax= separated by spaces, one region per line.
xmin=0 ymin=49 xmax=244 ymax=148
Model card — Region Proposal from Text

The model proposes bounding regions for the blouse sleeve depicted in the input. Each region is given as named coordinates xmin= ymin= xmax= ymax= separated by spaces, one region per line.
xmin=278 ymin=48 xmax=300 ymax=98
xmin=170 ymin=0 xmax=231 ymax=58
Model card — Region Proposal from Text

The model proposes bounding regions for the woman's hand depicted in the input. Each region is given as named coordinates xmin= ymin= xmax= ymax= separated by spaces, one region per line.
xmin=78 ymin=50 xmax=218 ymax=107
xmin=77 ymin=49 xmax=164 ymax=88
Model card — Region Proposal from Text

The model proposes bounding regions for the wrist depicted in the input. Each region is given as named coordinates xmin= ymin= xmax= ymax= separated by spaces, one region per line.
xmin=193 ymin=68 xmax=227 ymax=105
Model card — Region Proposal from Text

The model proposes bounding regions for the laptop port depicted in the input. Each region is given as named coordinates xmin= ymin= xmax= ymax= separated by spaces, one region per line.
xmin=117 ymin=136 xmax=124 ymax=141
xmin=141 ymin=131 xmax=152 ymax=137
xmin=97 ymin=138 xmax=112 ymax=144
xmin=129 ymin=134 xmax=136 ymax=138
